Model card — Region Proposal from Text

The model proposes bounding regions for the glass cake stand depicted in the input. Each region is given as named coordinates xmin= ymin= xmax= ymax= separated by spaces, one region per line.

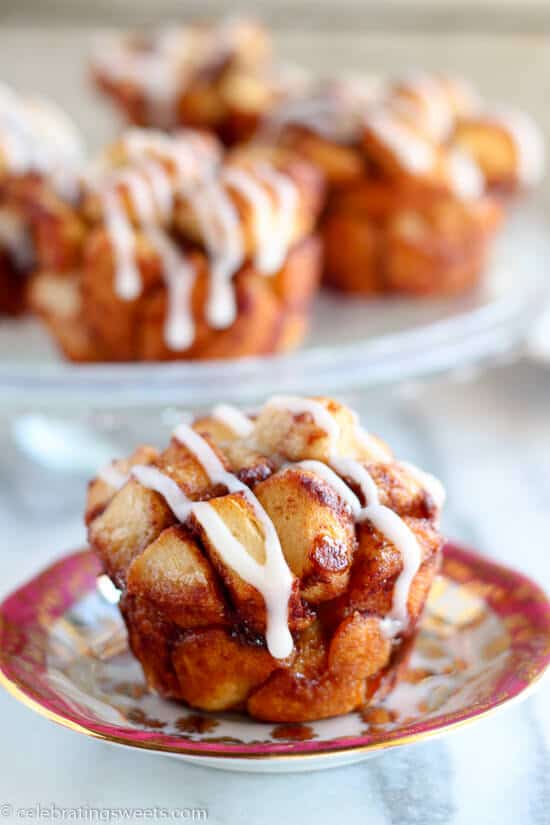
xmin=0 ymin=207 xmax=547 ymax=412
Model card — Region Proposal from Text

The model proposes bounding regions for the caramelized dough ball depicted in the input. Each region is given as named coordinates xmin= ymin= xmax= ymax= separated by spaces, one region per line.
xmin=254 ymin=396 xmax=358 ymax=462
xmin=334 ymin=517 xmax=442 ymax=624
xmin=155 ymin=434 xmax=227 ymax=498
xmin=247 ymin=614 xmax=390 ymax=721
xmin=192 ymin=492 xmax=309 ymax=634
xmin=86 ymin=445 xmax=158 ymax=524
xmin=255 ymin=467 xmax=356 ymax=602
xmin=359 ymin=462 xmax=438 ymax=520
xmin=192 ymin=414 xmax=245 ymax=444
xmin=192 ymin=415 xmax=276 ymax=487
xmin=172 ymin=627 xmax=279 ymax=712
xmin=127 ymin=525 xmax=228 ymax=628
xmin=453 ymin=113 xmax=544 ymax=192
xmin=89 ymin=479 xmax=175 ymax=588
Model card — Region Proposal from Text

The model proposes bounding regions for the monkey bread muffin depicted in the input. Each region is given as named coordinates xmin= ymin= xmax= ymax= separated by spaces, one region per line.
xmin=30 ymin=128 xmax=324 ymax=361
xmin=87 ymin=396 xmax=445 ymax=722
xmin=91 ymin=18 xmax=286 ymax=145
xmin=262 ymin=71 xmax=542 ymax=296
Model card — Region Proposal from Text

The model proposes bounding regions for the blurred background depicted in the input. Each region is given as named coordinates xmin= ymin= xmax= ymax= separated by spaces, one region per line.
xmin=0 ymin=0 xmax=549 ymax=214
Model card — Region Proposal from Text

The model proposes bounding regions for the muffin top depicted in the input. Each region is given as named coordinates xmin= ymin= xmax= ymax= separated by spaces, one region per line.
xmin=261 ymin=70 xmax=544 ymax=193
xmin=77 ymin=128 xmax=323 ymax=350
xmin=88 ymin=395 xmax=444 ymax=660
xmin=91 ymin=18 xmax=273 ymax=129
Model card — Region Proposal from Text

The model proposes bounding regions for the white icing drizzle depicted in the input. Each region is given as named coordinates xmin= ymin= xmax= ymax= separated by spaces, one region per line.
xmin=293 ymin=460 xmax=361 ymax=513
xmin=191 ymin=178 xmax=244 ymax=329
xmin=171 ymin=422 xmax=294 ymax=659
xmin=364 ymin=108 xmax=436 ymax=174
xmin=0 ymin=83 xmax=83 ymax=198
xmin=98 ymin=132 xmax=223 ymax=342
xmin=145 ymin=225 xmax=196 ymax=350
xmin=330 ymin=454 xmax=422 ymax=634
xmin=399 ymin=461 xmax=446 ymax=511
xmin=131 ymin=424 xmax=294 ymax=659
xmin=222 ymin=166 xmax=274 ymax=272
xmin=97 ymin=397 xmax=443 ymax=654
xmin=102 ymin=188 xmax=142 ymax=301
xmin=263 ymin=396 xmax=428 ymax=636
xmin=131 ymin=464 xmax=193 ymax=522
xmin=447 ymin=148 xmax=484 ymax=200
xmin=487 ymin=106 xmax=545 ymax=186
xmin=95 ymin=127 xmax=301 ymax=346
xmin=265 ymin=395 xmax=341 ymax=444
xmin=192 ymin=497 xmax=293 ymax=659
xmin=221 ymin=163 xmax=298 ymax=275
xmin=98 ymin=462 xmax=128 ymax=489
xmin=211 ymin=404 xmax=254 ymax=437
xmin=103 ymin=176 xmax=197 ymax=349
xmin=254 ymin=163 xmax=298 ymax=274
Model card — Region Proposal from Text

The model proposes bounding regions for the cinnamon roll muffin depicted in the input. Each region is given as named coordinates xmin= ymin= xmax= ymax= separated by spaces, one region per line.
xmin=0 ymin=84 xmax=84 ymax=315
xmin=91 ymin=19 xmax=288 ymax=145
xmin=262 ymin=71 xmax=542 ymax=296
xmin=30 ymin=128 xmax=324 ymax=361
xmin=87 ymin=395 xmax=445 ymax=722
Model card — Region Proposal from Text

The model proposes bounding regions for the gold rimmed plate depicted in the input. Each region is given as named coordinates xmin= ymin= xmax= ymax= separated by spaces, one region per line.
xmin=1 ymin=542 xmax=549 ymax=772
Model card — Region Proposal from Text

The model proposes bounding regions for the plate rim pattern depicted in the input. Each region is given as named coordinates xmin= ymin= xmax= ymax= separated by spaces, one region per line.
xmin=1 ymin=542 xmax=549 ymax=762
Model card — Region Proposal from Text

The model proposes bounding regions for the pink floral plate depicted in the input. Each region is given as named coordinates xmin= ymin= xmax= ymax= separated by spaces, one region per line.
xmin=1 ymin=542 xmax=549 ymax=772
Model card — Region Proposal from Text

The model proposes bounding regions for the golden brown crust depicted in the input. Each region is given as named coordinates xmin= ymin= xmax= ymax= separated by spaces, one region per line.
xmin=322 ymin=181 xmax=503 ymax=296
xmin=453 ymin=113 xmax=544 ymax=194
xmin=247 ymin=614 xmax=391 ymax=721
xmin=31 ymin=235 xmax=321 ymax=362
xmin=87 ymin=396 xmax=445 ymax=721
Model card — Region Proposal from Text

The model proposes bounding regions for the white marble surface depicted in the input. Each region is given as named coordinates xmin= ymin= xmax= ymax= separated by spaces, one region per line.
xmin=1 ymin=361 xmax=550 ymax=823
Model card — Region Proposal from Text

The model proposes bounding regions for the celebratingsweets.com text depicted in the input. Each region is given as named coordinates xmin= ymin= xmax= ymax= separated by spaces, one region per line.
xmin=0 ymin=803 xmax=208 ymax=821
